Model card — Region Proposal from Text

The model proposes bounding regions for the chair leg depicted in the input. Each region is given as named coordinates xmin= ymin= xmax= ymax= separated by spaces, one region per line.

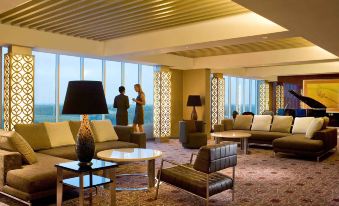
xmin=155 ymin=160 xmax=164 ymax=200
xmin=205 ymin=198 xmax=209 ymax=206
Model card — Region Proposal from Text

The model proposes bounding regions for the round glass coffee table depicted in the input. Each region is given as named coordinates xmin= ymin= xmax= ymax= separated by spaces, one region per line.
xmin=211 ymin=131 xmax=252 ymax=154
xmin=97 ymin=148 xmax=162 ymax=191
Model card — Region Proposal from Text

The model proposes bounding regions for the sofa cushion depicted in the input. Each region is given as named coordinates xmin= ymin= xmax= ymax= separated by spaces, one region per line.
xmin=248 ymin=130 xmax=291 ymax=142
xmin=292 ymin=117 xmax=315 ymax=134
xmin=273 ymin=135 xmax=324 ymax=152
xmin=251 ymin=115 xmax=272 ymax=131
xmin=94 ymin=141 xmax=138 ymax=155
xmin=271 ymin=116 xmax=293 ymax=133
xmin=321 ymin=116 xmax=330 ymax=129
xmin=2 ymin=131 xmax=37 ymax=164
xmin=0 ymin=129 xmax=15 ymax=151
xmin=14 ymin=123 xmax=51 ymax=150
xmin=306 ymin=118 xmax=324 ymax=138
xmin=90 ymin=120 xmax=118 ymax=142
xmin=69 ymin=121 xmax=81 ymax=141
xmin=38 ymin=145 xmax=77 ymax=160
xmin=233 ymin=115 xmax=253 ymax=130
xmin=44 ymin=122 xmax=75 ymax=147
xmin=6 ymin=153 xmax=74 ymax=194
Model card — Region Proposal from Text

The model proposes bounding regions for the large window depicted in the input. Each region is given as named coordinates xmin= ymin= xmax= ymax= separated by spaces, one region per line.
xmin=59 ymin=55 xmax=81 ymax=121
xmin=224 ymin=76 xmax=259 ymax=118
xmin=141 ymin=65 xmax=154 ymax=125
xmin=0 ymin=48 xmax=155 ymax=127
xmin=105 ymin=61 xmax=122 ymax=124
xmin=124 ymin=63 xmax=139 ymax=124
xmin=84 ymin=58 xmax=103 ymax=120
xmin=33 ymin=51 xmax=56 ymax=122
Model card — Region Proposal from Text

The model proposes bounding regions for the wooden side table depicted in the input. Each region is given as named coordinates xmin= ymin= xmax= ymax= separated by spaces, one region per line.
xmin=211 ymin=131 xmax=252 ymax=154
xmin=55 ymin=159 xmax=118 ymax=206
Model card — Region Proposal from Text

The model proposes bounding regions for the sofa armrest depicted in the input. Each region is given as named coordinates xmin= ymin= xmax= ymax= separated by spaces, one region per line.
xmin=0 ymin=150 xmax=22 ymax=189
xmin=130 ymin=133 xmax=146 ymax=148
xmin=114 ymin=125 xmax=133 ymax=142
xmin=214 ymin=124 xmax=224 ymax=132
xmin=221 ymin=119 xmax=234 ymax=131
xmin=312 ymin=128 xmax=337 ymax=150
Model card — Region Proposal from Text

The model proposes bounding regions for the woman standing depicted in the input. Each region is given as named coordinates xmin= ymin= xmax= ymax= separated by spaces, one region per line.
xmin=132 ymin=84 xmax=145 ymax=132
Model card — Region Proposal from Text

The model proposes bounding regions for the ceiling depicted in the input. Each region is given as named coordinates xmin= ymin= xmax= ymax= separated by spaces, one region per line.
xmin=169 ymin=37 xmax=313 ymax=58
xmin=0 ymin=0 xmax=248 ymax=41
xmin=0 ymin=0 xmax=338 ymax=80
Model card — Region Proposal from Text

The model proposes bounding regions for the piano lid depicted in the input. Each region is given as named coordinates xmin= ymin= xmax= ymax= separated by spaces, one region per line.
xmin=289 ymin=90 xmax=326 ymax=109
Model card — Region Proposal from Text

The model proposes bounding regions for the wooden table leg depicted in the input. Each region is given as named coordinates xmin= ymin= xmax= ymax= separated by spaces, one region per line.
xmin=148 ymin=159 xmax=155 ymax=188
xmin=109 ymin=168 xmax=116 ymax=206
xmin=56 ymin=168 xmax=63 ymax=206
xmin=79 ymin=172 xmax=84 ymax=206
xmin=244 ymin=138 xmax=249 ymax=154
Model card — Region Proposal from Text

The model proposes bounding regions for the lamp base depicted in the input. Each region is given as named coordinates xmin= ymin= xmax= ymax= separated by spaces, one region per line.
xmin=191 ymin=106 xmax=198 ymax=120
xmin=76 ymin=114 xmax=95 ymax=166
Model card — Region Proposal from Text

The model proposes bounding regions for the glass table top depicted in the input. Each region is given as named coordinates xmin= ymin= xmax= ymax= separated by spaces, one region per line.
xmin=55 ymin=159 xmax=118 ymax=172
xmin=97 ymin=148 xmax=163 ymax=162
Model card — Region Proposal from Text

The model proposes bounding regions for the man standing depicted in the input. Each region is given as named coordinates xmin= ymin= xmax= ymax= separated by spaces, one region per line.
xmin=113 ymin=86 xmax=129 ymax=125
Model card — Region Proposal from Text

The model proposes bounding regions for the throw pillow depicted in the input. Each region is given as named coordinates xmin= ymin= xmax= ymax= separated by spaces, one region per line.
xmin=251 ymin=115 xmax=272 ymax=131
xmin=305 ymin=118 xmax=324 ymax=138
xmin=0 ymin=129 xmax=15 ymax=151
xmin=69 ymin=121 xmax=81 ymax=141
xmin=292 ymin=117 xmax=315 ymax=134
xmin=14 ymin=123 xmax=51 ymax=151
xmin=233 ymin=115 xmax=253 ymax=130
xmin=44 ymin=122 xmax=75 ymax=147
xmin=321 ymin=116 xmax=330 ymax=129
xmin=270 ymin=116 xmax=293 ymax=133
xmin=2 ymin=131 xmax=37 ymax=164
xmin=90 ymin=120 xmax=118 ymax=142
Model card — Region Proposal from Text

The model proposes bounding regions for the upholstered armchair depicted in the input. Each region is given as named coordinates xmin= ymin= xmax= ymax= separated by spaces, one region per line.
xmin=155 ymin=142 xmax=237 ymax=206
xmin=179 ymin=120 xmax=207 ymax=149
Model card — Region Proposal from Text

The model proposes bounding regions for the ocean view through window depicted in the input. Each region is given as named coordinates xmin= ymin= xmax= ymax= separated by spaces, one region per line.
xmin=12 ymin=48 xmax=156 ymax=126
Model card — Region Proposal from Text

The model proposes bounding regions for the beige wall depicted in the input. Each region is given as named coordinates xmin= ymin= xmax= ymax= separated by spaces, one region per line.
xmin=182 ymin=69 xmax=211 ymax=132
xmin=170 ymin=69 xmax=183 ymax=137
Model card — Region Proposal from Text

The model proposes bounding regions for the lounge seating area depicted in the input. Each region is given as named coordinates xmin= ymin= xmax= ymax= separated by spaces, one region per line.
xmin=0 ymin=1 xmax=339 ymax=206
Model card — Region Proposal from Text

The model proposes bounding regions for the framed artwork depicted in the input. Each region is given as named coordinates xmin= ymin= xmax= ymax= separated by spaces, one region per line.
xmin=303 ymin=79 xmax=339 ymax=112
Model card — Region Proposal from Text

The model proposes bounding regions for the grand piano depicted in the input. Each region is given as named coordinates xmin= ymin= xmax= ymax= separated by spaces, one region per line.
xmin=277 ymin=90 xmax=339 ymax=126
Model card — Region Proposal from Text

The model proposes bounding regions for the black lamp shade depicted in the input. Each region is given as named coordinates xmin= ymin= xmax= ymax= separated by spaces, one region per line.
xmin=62 ymin=81 xmax=108 ymax=114
xmin=187 ymin=95 xmax=202 ymax=106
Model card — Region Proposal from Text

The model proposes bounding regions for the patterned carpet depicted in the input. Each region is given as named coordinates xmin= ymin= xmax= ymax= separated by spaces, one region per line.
xmin=1 ymin=139 xmax=339 ymax=206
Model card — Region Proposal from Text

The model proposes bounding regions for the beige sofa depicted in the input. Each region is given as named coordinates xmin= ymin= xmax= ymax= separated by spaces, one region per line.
xmin=0 ymin=120 xmax=146 ymax=205
xmin=214 ymin=115 xmax=337 ymax=161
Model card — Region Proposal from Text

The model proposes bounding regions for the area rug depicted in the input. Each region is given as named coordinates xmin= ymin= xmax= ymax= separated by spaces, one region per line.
xmin=1 ymin=139 xmax=339 ymax=206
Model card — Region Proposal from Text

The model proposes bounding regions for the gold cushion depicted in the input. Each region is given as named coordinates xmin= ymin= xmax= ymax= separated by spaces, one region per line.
xmin=90 ymin=120 xmax=118 ymax=142
xmin=321 ymin=116 xmax=330 ymax=129
xmin=0 ymin=129 xmax=15 ymax=151
xmin=2 ymin=131 xmax=37 ymax=164
xmin=14 ymin=123 xmax=51 ymax=151
xmin=305 ymin=118 xmax=324 ymax=138
xmin=270 ymin=116 xmax=293 ymax=133
xmin=44 ymin=122 xmax=75 ymax=147
xmin=69 ymin=121 xmax=81 ymax=141
xmin=292 ymin=117 xmax=314 ymax=134
xmin=233 ymin=115 xmax=253 ymax=130
xmin=251 ymin=115 xmax=272 ymax=131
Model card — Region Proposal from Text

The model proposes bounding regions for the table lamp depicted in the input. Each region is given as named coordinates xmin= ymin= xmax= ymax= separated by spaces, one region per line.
xmin=187 ymin=95 xmax=202 ymax=120
xmin=62 ymin=81 xmax=108 ymax=166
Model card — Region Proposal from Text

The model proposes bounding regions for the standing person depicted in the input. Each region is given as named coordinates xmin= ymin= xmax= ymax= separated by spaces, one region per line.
xmin=113 ymin=86 xmax=129 ymax=125
xmin=132 ymin=84 xmax=145 ymax=132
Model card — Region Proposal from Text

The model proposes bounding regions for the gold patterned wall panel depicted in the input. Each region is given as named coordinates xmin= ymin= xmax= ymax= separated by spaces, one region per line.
xmin=4 ymin=53 xmax=34 ymax=131
xmin=211 ymin=74 xmax=225 ymax=127
xmin=258 ymin=81 xmax=270 ymax=115
xmin=153 ymin=71 xmax=171 ymax=138
xmin=275 ymin=84 xmax=284 ymax=110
